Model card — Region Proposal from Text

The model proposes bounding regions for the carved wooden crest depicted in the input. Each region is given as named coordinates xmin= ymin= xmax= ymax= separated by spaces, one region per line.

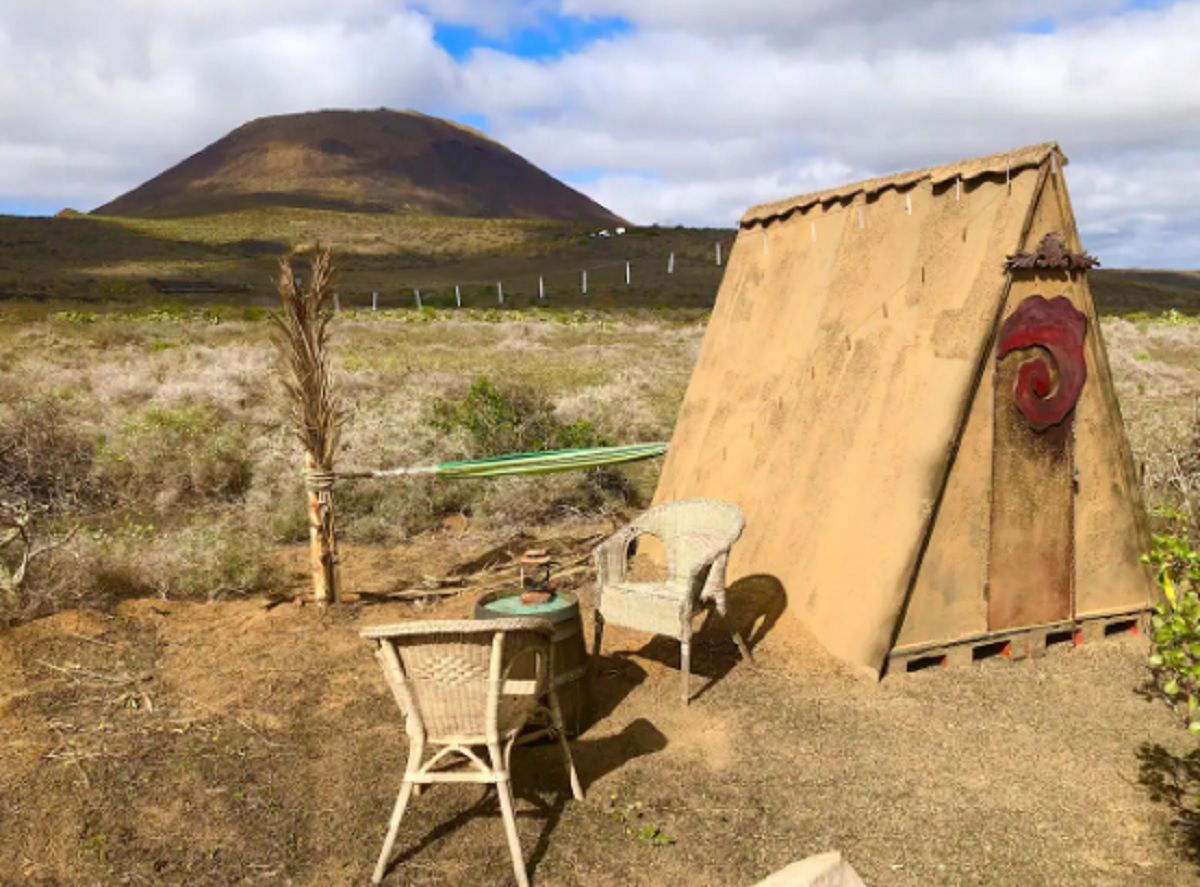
xmin=997 ymin=295 xmax=1088 ymax=431
xmin=1005 ymin=232 xmax=1098 ymax=272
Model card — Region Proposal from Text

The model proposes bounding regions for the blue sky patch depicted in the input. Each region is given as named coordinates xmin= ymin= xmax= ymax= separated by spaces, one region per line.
xmin=1121 ymin=0 xmax=1175 ymax=10
xmin=446 ymin=111 xmax=490 ymax=133
xmin=562 ymin=166 xmax=658 ymax=186
xmin=0 ymin=198 xmax=65 ymax=217
xmin=1012 ymin=16 xmax=1057 ymax=34
xmin=1013 ymin=0 xmax=1176 ymax=33
xmin=435 ymin=13 xmax=631 ymax=61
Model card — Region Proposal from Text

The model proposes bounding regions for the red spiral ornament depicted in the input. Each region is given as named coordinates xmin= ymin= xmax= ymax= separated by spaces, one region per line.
xmin=997 ymin=295 xmax=1087 ymax=431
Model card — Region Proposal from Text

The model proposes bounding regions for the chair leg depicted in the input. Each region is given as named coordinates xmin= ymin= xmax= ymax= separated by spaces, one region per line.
xmin=548 ymin=689 xmax=584 ymax=801
xmin=592 ymin=610 xmax=604 ymax=658
xmin=372 ymin=737 xmax=424 ymax=883
xmin=489 ymin=743 xmax=529 ymax=887
xmin=680 ymin=638 xmax=691 ymax=705
xmin=372 ymin=779 xmax=415 ymax=884
xmin=732 ymin=630 xmax=753 ymax=664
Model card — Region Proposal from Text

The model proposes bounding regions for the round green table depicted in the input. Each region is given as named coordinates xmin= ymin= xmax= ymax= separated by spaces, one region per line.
xmin=475 ymin=590 xmax=588 ymax=736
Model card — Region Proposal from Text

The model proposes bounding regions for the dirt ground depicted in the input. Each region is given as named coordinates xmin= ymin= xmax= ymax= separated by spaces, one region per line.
xmin=2 ymin=521 xmax=1199 ymax=886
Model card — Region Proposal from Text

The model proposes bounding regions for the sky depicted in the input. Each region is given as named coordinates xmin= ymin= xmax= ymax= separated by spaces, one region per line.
xmin=0 ymin=1 xmax=1197 ymax=267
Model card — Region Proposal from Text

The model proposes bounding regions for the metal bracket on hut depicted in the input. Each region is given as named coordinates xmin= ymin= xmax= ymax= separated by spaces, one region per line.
xmin=1004 ymin=232 xmax=1099 ymax=273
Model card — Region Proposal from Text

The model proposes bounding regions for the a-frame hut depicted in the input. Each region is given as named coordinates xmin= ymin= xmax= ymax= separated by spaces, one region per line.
xmin=653 ymin=142 xmax=1157 ymax=678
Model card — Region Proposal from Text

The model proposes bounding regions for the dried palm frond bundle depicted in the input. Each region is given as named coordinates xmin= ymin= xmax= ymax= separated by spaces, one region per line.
xmin=271 ymin=247 xmax=346 ymax=603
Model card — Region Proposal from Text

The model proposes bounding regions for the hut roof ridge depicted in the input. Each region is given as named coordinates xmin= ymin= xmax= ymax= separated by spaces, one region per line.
xmin=741 ymin=141 xmax=1063 ymax=228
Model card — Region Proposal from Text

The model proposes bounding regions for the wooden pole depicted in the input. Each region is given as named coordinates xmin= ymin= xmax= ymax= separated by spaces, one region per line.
xmin=715 ymin=242 xmax=722 ymax=266
xmin=667 ymin=251 xmax=674 ymax=274
xmin=304 ymin=452 xmax=338 ymax=604
xmin=497 ymin=281 xmax=504 ymax=305
xmin=371 ymin=291 xmax=378 ymax=311
xmin=455 ymin=285 xmax=462 ymax=308
xmin=581 ymin=270 xmax=587 ymax=295
xmin=414 ymin=288 xmax=422 ymax=310
xmin=538 ymin=275 xmax=545 ymax=300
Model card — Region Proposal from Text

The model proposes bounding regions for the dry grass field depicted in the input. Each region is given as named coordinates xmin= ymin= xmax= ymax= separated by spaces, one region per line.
xmin=0 ymin=209 xmax=731 ymax=313
xmin=4 ymin=207 xmax=1197 ymax=316
xmin=2 ymin=211 xmax=1200 ymax=885
xmin=1 ymin=300 xmax=1199 ymax=885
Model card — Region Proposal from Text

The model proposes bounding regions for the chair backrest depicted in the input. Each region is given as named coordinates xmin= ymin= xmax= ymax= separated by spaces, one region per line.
xmin=361 ymin=618 xmax=553 ymax=743
xmin=629 ymin=498 xmax=745 ymax=582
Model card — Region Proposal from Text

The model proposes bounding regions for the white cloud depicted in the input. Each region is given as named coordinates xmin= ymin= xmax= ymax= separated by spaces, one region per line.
xmin=464 ymin=2 xmax=1200 ymax=265
xmin=0 ymin=2 xmax=459 ymax=203
xmin=576 ymin=157 xmax=856 ymax=228
xmin=561 ymin=0 xmax=1132 ymax=46
xmin=0 ymin=1 xmax=1197 ymax=266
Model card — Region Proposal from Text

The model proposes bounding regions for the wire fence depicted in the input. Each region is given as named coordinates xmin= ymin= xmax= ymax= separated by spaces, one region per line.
xmin=334 ymin=239 xmax=735 ymax=312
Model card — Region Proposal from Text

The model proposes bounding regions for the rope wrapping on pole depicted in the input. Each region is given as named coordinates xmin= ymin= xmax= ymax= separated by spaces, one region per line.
xmin=316 ymin=442 xmax=668 ymax=484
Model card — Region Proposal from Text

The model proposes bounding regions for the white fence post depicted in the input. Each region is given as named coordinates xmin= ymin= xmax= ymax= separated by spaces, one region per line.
xmin=334 ymin=291 xmax=341 ymax=313
xmin=538 ymin=275 xmax=545 ymax=300
xmin=371 ymin=291 xmax=378 ymax=312
xmin=667 ymin=251 xmax=675 ymax=274
xmin=715 ymin=242 xmax=722 ymax=266
xmin=413 ymin=288 xmax=422 ymax=310
xmin=625 ymin=260 xmax=631 ymax=286
xmin=581 ymin=270 xmax=588 ymax=295
xmin=497 ymin=281 xmax=503 ymax=305
xmin=454 ymin=284 xmax=461 ymax=308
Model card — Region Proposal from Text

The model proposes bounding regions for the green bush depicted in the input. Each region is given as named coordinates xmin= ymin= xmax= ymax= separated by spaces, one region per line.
xmin=431 ymin=376 xmax=610 ymax=457
xmin=1147 ymin=531 xmax=1200 ymax=734
xmin=266 ymin=482 xmax=311 ymax=543
xmin=100 ymin=404 xmax=253 ymax=507
xmin=87 ymin=513 xmax=274 ymax=603
xmin=424 ymin=377 xmax=640 ymax=528
xmin=0 ymin=397 xmax=101 ymax=512
xmin=51 ymin=310 xmax=97 ymax=325
xmin=337 ymin=476 xmax=471 ymax=544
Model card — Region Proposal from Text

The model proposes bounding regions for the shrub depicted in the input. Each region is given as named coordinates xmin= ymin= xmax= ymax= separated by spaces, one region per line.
xmin=87 ymin=513 xmax=275 ymax=603
xmin=1147 ymin=529 xmax=1200 ymax=734
xmin=425 ymin=377 xmax=639 ymax=528
xmin=265 ymin=482 xmax=312 ymax=543
xmin=99 ymin=404 xmax=253 ymax=507
xmin=430 ymin=376 xmax=611 ymax=457
xmin=52 ymin=310 xmax=97 ymax=325
xmin=0 ymin=397 xmax=101 ymax=511
xmin=337 ymin=476 xmax=471 ymax=544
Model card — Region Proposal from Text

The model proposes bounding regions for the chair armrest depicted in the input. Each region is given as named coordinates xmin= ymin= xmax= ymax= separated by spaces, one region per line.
xmin=684 ymin=547 xmax=733 ymax=616
xmin=593 ymin=527 xmax=636 ymax=591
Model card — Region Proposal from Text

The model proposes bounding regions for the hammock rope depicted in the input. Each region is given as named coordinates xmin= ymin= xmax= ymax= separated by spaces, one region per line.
xmin=310 ymin=442 xmax=668 ymax=486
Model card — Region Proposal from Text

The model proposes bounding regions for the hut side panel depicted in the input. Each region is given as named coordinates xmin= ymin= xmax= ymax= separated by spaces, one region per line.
xmin=655 ymin=166 xmax=1044 ymax=673
xmin=894 ymin=353 xmax=994 ymax=649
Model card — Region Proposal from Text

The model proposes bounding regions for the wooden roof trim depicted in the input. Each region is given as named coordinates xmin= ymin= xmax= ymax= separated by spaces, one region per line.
xmin=740 ymin=142 xmax=1063 ymax=228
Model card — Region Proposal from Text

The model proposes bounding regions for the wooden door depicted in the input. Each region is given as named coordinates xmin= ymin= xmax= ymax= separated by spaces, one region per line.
xmin=987 ymin=295 xmax=1087 ymax=631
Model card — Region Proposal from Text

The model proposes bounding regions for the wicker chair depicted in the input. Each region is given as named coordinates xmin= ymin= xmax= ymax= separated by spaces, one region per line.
xmin=361 ymin=618 xmax=584 ymax=887
xmin=592 ymin=498 xmax=750 ymax=703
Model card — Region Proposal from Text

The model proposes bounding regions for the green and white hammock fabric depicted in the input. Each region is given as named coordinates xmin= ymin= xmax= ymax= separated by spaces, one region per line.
xmin=317 ymin=442 xmax=668 ymax=488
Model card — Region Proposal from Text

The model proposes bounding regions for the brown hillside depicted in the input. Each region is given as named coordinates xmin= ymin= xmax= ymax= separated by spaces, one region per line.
xmin=92 ymin=109 xmax=626 ymax=224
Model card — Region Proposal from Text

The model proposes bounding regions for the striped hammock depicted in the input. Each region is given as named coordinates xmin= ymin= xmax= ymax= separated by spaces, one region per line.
xmin=335 ymin=442 xmax=668 ymax=483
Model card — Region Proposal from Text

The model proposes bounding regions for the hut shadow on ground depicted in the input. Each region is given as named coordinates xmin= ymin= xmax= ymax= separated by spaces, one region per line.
xmin=624 ymin=574 xmax=787 ymax=703
xmin=1137 ymin=742 xmax=1200 ymax=870
xmin=382 ymin=717 xmax=668 ymax=880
